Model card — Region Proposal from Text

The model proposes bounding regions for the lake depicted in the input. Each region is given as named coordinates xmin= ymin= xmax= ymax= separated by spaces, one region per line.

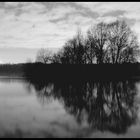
xmin=0 ymin=77 xmax=140 ymax=138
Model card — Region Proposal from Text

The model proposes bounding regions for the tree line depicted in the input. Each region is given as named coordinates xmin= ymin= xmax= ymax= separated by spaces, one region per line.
xmin=36 ymin=20 xmax=139 ymax=64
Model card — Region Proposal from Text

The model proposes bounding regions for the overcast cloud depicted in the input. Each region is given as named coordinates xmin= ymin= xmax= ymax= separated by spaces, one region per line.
xmin=0 ymin=2 xmax=140 ymax=63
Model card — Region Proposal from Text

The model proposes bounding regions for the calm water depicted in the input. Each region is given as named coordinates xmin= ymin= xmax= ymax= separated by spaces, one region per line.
xmin=0 ymin=77 xmax=140 ymax=138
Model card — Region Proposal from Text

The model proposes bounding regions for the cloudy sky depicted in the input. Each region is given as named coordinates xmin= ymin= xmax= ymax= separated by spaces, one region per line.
xmin=0 ymin=2 xmax=140 ymax=63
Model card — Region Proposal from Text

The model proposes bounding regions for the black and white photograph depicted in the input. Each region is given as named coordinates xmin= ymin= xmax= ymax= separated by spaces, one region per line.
xmin=0 ymin=1 xmax=140 ymax=138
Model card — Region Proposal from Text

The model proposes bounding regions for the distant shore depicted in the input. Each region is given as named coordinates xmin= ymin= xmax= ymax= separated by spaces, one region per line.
xmin=0 ymin=63 xmax=139 ymax=81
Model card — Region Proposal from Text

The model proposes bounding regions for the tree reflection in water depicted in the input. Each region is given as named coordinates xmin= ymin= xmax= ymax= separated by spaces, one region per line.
xmin=26 ymin=79 xmax=138 ymax=135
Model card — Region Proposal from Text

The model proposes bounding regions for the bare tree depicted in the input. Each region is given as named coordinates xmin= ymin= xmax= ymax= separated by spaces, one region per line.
xmin=86 ymin=20 xmax=139 ymax=64
xmin=87 ymin=22 xmax=108 ymax=64
xmin=105 ymin=20 xmax=139 ymax=64
xmin=84 ymin=34 xmax=96 ymax=64
xmin=36 ymin=48 xmax=53 ymax=64
xmin=49 ymin=20 xmax=139 ymax=65
xmin=52 ymin=49 xmax=63 ymax=64
xmin=60 ymin=30 xmax=85 ymax=64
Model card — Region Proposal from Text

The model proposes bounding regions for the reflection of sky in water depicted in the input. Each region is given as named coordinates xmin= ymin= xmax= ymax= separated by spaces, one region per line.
xmin=0 ymin=78 xmax=139 ymax=137
xmin=0 ymin=78 xmax=91 ymax=138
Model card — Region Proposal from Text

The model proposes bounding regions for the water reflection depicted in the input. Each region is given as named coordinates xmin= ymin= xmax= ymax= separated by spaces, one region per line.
xmin=26 ymin=79 xmax=138 ymax=135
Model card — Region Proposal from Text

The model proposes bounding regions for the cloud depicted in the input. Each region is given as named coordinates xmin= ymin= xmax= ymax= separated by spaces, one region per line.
xmin=75 ymin=2 xmax=140 ymax=15
xmin=102 ymin=10 xmax=126 ymax=17
xmin=0 ymin=2 xmax=82 ymax=50
xmin=0 ymin=2 xmax=140 ymax=63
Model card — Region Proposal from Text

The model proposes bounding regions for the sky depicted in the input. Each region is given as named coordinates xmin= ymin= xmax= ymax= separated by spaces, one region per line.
xmin=0 ymin=2 xmax=140 ymax=63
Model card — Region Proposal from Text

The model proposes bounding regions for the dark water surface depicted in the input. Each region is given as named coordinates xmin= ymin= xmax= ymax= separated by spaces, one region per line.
xmin=0 ymin=77 xmax=140 ymax=138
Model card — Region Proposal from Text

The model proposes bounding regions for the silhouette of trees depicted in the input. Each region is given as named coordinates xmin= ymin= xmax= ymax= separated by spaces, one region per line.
xmin=105 ymin=20 xmax=138 ymax=63
xmin=86 ymin=22 xmax=108 ymax=64
xmin=36 ymin=48 xmax=53 ymax=64
xmin=58 ymin=30 xmax=86 ymax=64
xmin=51 ymin=49 xmax=63 ymax=64
xmin=85 ymin=20 xmax=139 ymax=64
xmin=35 ymin=20 xmax=139 ymax=64
xmin=49 ymin=20 xmax=139 ymax=64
